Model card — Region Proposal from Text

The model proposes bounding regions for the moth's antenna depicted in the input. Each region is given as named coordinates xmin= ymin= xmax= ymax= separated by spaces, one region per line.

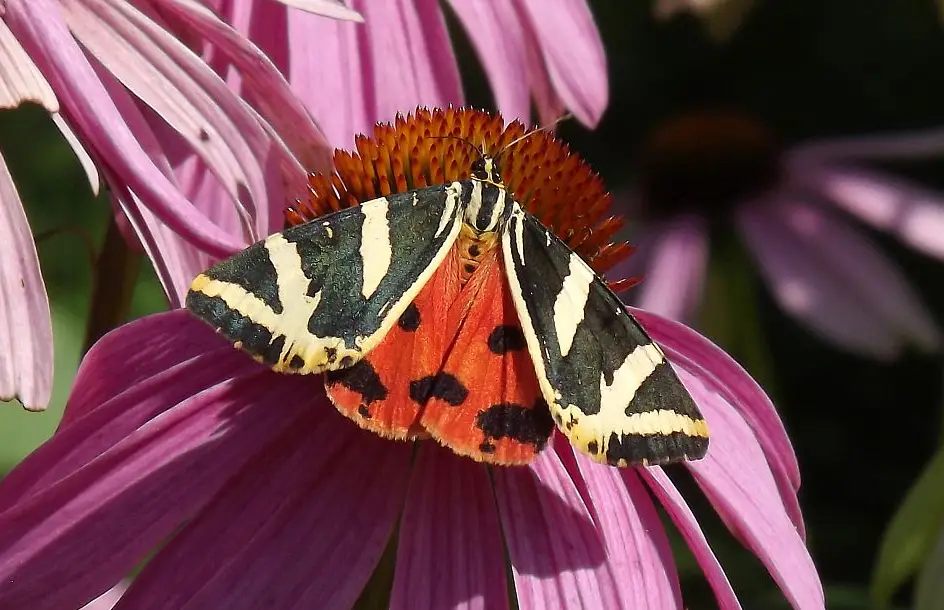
xmin=494 ymin=113 xmax=573 ymax=164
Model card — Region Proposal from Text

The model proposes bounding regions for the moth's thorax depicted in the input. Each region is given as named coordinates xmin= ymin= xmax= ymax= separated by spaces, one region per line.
xmin=463 ymin=155 xmax=510 ymax=234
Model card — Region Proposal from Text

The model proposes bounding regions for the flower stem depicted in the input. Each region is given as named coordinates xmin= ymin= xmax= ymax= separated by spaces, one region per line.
xmin=83 ymin=215 xmax=142 ymax=352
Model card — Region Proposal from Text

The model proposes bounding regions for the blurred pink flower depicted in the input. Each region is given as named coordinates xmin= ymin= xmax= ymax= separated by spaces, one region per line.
xmin=621 ymin=115 xmax=944 ymax=359
xmin=0 ymin=307 xmax=821 ymax=609
xmin=0 ymin=0 xmax=346 ymax=409
xmin=219 ymin=0 xmax=609 ymax=147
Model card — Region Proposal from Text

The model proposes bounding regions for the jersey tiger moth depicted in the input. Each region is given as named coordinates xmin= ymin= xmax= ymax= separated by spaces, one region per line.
xmin=186 ymin=108 xmax=709 ymax=467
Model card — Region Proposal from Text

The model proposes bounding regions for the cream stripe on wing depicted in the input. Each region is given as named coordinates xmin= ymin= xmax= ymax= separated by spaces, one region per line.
xmin=551 ymin=252 xmax=594 ymax=357
xmin=358 ymin=199 xmax=391 ymax=298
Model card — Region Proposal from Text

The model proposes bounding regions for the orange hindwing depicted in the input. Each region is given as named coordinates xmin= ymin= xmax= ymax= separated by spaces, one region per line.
xmin=418 ymin=250 xmax=554 ymax=465
xmin=325 ymin=249 xmax=461 ymax=440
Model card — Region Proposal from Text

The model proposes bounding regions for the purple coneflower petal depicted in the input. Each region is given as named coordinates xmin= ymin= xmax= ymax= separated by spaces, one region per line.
xmin=561 ymin=443 xmax=683 ymax=608
xmin=792 ymin=164 xmax=944 ymax=261
xmin=63 ymin=0 xmax=287 ymax=242
xmin=0 ymin=17 xmax=57 ymax=109
xmin=632 ymin=307 xmax=803 ymax=530
xmin=391 ymin=444 xmax=508 ymax=610
xmin=81 ymin=581 xmax=128 ymax=610
xmin=283 ymin=0 xmax=463 ymax=147
xmin=493 ymin=449 xmax=619 ymax=608
xmin=447 ymin=0 xmax=530 ymax=121
xmin=0 ymin=152 xmax=52 ymax=411
xmin=159 ymin=0 xmax=332 ymax=178
xmin=275 ymin=0 xmax=364 ymax=21
xmin=118 ymin=412 xmax=411 ymax=610
xmin=681 ymin=369 xmax=824 ymax=610
xmin=0 ymin=365 xmax=315 ymax=610
xmin=5 ymin=0 xmax=243 ymax=257
xmin=51 ymin=112 xmax=100 ymax=194
xmin=515 ymin=0 xmax=608 ymax=127
xmin=737 ymin=198 xmax=941 ymax=359
xmin=640 ymin=468 xmax=741 ymax=609
xmin=633 ymin=215 xmax=709 ymax=323
xmin=789 ymin=127 xmax=944 ymax=162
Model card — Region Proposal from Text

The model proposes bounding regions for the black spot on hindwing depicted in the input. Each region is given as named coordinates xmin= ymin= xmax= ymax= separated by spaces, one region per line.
xmin=409 ymin=373 xmax=469 ymax=406
xmin=326 ymin=360 xmax=388 ymax=405
xmin=487 ymin=325 xmax=526 ymax=354
xmin=398 ymin=303 xmax=421 ymax=332
xmin=475 ymin=400 xmax=554 ymax=450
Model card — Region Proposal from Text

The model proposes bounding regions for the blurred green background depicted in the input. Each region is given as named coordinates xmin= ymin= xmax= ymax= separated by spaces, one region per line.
xmin=4 ymin=0 xmax=944 ymax=608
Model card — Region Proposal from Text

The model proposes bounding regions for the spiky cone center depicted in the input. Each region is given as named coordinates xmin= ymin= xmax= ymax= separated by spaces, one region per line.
xmin=287 ymin=107 xmax=637 ymax=292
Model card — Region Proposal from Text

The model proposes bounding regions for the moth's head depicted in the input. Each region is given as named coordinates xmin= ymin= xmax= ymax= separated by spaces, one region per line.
xmin=471 ymin=155 xmax=503 ymax=187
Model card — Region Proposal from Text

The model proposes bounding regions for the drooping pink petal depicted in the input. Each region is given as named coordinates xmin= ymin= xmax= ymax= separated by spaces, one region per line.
xmin=514 ymin=0 xmax=608 ymax=127
xmin=0 ymin=363 xmax=318 ymax=610
xmin=154 ymin=0 xmax=332 ymax=181
xmin=789 ymin=127 xmax=944 ymax=162
xmin=116 ymin=411 xmax=411 ymax=610
xmin=631 ymin=307 xmax=803 ymax=530
xmin=284 ymin=7 xmax=372 ymax=146
xmin=0 ymin=312 xmax=247 ymax=504
xmin=557 ymin=441 xmax=683 ymax=609
xmin=790 ymin=164 xmax=944 ymax=261
xmin=681 ymin=369 xmax=825 ymax=610
xmin=51 ymin=112 xmax=100 ymax=194
xmin=5 ymin=0 xmax=243 ymax=257
xmin=633 ymin=215 xmax=709 ymax=323
xmin=62 ymin=0 xmax=289 ymax=243
xmin=0 ymin=151 xmax=52 ymax=411
xmin=390 ymin=444 xmax=508 ymax=610
xmin=81 ymin=581 xmax=128 ymax=610
xmin=640 ymin=468 xmax=741 ymax=610
xmin=355 ymin=0 xmax=464 ymax=125
xmin=446 ymin=0 xmax=531 ymax=121
xmin=0 ymin=17 xmax=57 ymax=109
xmin=492 ymin=448 xmax=620 ymax=608
xmin=274 ymin=0 xmax=364 ymax=21
xmin=737 ymin=198 xmax=941 ymax=358
xmin=284 ymin=0 xmax=463 ymax=147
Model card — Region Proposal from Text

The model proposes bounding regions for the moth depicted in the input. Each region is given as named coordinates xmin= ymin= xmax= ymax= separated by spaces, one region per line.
xmin=186 ymin=149 xmax=709 ymax=467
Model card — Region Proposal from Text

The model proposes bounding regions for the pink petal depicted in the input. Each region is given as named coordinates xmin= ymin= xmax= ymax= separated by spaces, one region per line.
xmin=275 ymin=0 xmax=364 ymax=21
xmin=633 ymin=215 xmax=709 ymax=323
xmin=390 ymin=444 xmax=508 ymax=610
xmin=682 ymin=369 xmax=825 ymax=610
xmin=789 ymin=127 xmax=944 ymax=162
xmin=0 ymin=17 xmax=57 ymax=109
xmin=790 ymin=164 xmax=944 ymax=261
xmin=492 ymin=448 xmax=620 ymax=608
xmin=515 ymin=0 xmax=608 ymax=127
xmin=562 ymin=442 xmax=683 ymax=608
xmin=51 ymin=112 xmax=100 ymax=194
xmin=81 ymin=581 xmax=128 ymax=610
xmin=285 ymin=8 xmax=371 ymax=146
xmin=631 ymin=307 xmax=803 ymax=530
xmin=446 ymin=0 xmax=531 ymax=121
xmin=155 ymin=0 xmax=332 ymax=181
xmin=5 ymin=0 xmax=243 ymax=257
xmin=355 ymin=0 xmax=464 ymax=123
xmin=737 ymin=198 xmax=941 ymax=358
xmin=0 ymin=150 xmax=52 ymax=410
xmin=62 ymin=0 xmax=288 ymax=244
xmin=0 ymin=366 xmax=317 ymax=610
xmin=640 ymin=468 xmax=742 ymax=609
xmin=117 ymin=412 xmax=411 ymax=610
